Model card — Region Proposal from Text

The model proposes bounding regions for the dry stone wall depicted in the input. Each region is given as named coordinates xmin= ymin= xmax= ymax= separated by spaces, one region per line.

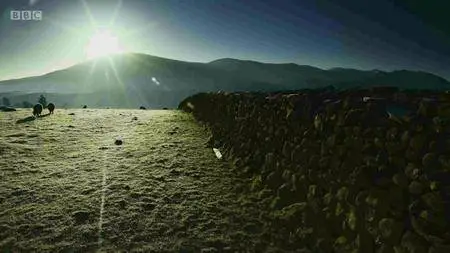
xmin=179 ymin=89 xmax=450 ymax=252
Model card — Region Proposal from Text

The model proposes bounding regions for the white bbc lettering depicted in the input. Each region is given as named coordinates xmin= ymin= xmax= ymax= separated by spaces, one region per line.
xmin=22 ymin=11 xmax=32 ymax=20
xmin=32 ymin=11 xmax=42 ymax=20
xmin=10 ymin=10 xmax=43 ymax=21
xmin=10 ymin=11 xmax=20 ymax=20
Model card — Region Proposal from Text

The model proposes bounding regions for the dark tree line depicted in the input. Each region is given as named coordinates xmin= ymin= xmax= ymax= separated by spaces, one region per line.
xmin=0 ymin=94 xmax=49 ymax=108
xmin=1 ymin=97 xmax=11 ymax=106
xmin=22 ymin=101 xmax=33 ymax=108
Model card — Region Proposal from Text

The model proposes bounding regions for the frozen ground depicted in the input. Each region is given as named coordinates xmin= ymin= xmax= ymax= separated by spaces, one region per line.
xmin=0 ymin=109 xmax=275 ymax=252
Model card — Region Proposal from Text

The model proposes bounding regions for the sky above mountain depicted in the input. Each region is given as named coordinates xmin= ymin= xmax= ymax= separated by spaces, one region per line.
xmin=0 ymin=0 xmax=449 ymax=81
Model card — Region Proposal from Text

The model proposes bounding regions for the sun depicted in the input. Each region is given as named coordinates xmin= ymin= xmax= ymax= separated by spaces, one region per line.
xmin=86 ymin=30 xmax=121 ymax=59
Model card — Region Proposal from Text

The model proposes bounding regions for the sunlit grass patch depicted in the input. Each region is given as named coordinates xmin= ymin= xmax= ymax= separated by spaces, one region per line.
xmin=1 ymin=108 xmax=268 ymax=251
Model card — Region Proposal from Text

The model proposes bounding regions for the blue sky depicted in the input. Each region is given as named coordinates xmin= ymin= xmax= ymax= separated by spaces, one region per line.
xmin=0 ymin=0 xmax=449 ymax=81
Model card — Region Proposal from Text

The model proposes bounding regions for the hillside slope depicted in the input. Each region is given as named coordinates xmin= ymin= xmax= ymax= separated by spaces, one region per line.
xmin=0 ymin=53 xmax=449 ymax=108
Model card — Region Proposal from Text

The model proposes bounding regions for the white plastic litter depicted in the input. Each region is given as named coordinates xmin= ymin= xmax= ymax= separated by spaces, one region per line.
xmin=213 ymin=148 xmax=222 ymax=160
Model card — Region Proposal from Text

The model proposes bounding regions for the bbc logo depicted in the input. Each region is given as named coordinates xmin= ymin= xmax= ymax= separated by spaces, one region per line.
xmin=10 ymin=10 xmax=42 ymax=21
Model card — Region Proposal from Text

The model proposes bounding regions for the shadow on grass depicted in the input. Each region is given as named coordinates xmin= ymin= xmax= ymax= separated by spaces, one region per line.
xmin=16 ymin=113 xmax=53 ymax=123
xmin=16 ymin=116 xmax=37 ymax=124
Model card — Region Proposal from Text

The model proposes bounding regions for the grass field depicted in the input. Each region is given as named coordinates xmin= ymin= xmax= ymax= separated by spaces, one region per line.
xmin=0 ymin=109 xmax=272 ymax=252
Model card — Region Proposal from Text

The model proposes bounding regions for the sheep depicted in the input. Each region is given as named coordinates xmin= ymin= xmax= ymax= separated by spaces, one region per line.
xmin=33 ymin=103 xmax=43 ymax=117
xmin=47 ymin=103 xmax=55 ymax=114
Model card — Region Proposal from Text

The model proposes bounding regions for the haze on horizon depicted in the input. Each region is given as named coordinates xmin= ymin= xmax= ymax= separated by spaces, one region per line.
xmin=0 ymin=0 xmax=449 ymax=81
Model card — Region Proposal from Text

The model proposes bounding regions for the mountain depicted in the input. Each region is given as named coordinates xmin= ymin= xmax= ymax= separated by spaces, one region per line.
xmin=0 ymin=53 xmax=449 ymax=108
